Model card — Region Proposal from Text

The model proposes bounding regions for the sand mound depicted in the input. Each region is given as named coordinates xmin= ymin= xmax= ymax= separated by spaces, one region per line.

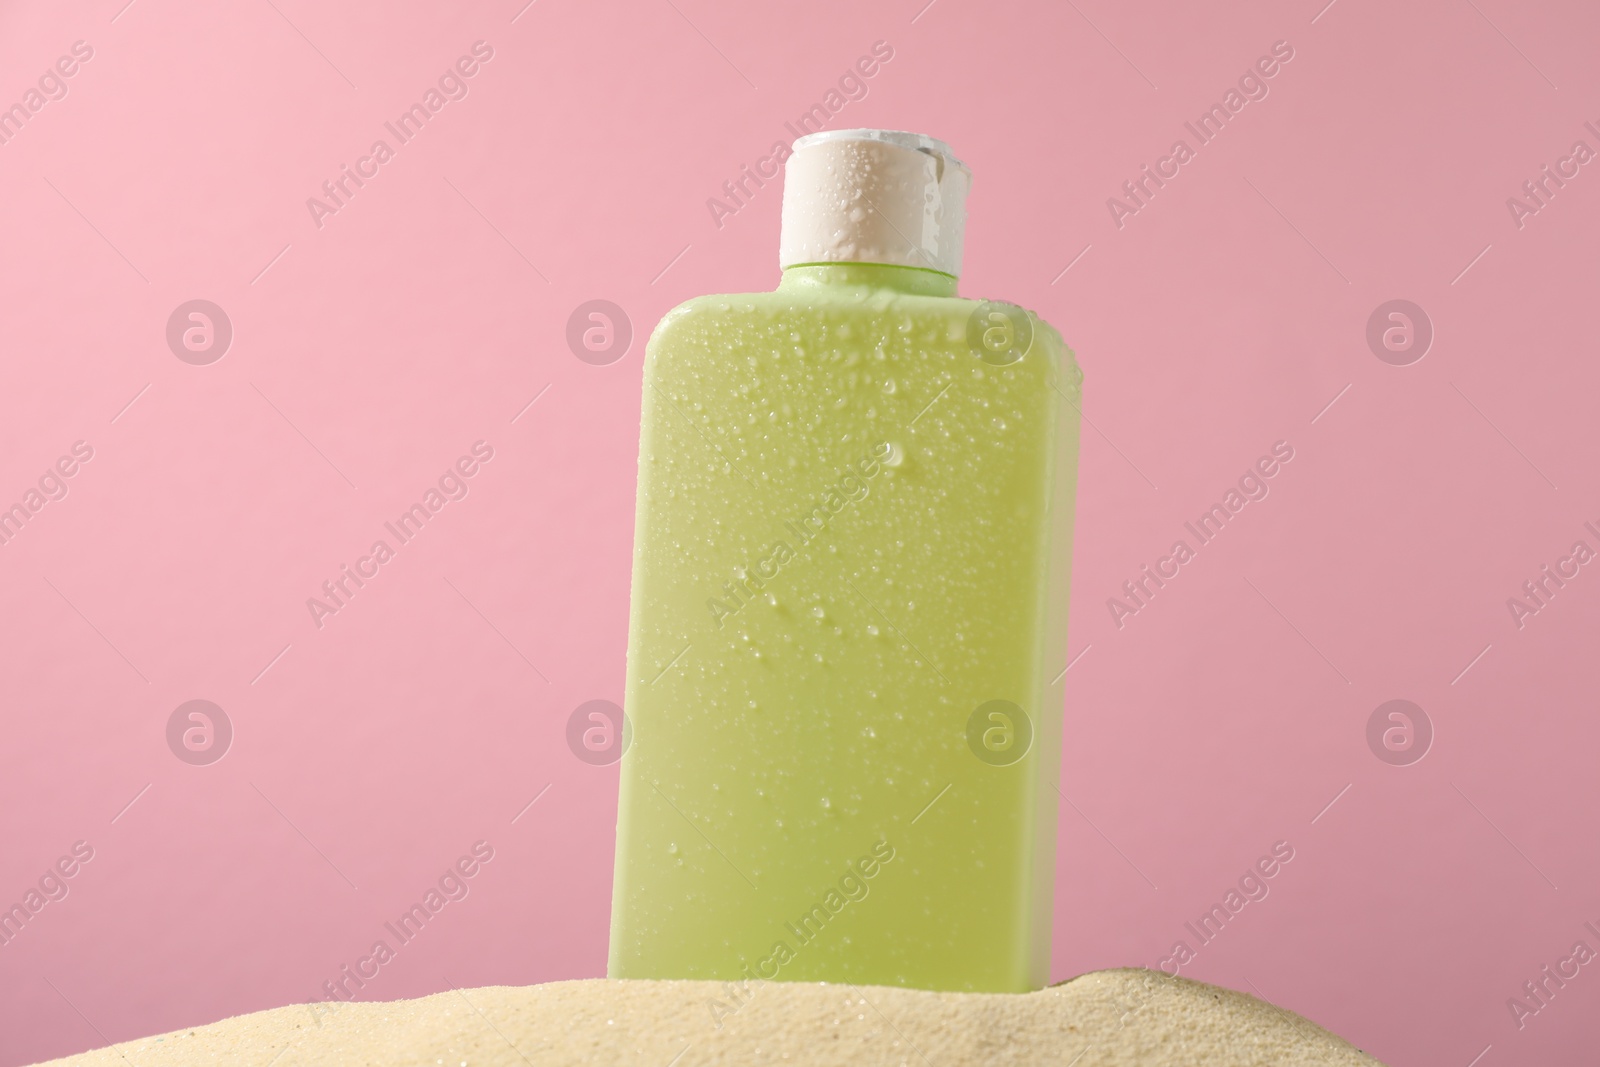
xmin=32 ymin=969 xmax=1384 ymax=1066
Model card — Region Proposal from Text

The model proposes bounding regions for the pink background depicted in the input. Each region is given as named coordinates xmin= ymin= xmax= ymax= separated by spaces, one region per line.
xmin=1 ymin=0 xmax=1597 ymax=1063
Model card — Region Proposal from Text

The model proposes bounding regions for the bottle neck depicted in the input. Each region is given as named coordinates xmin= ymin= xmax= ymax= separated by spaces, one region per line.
xmin=777 ymin=262 xmax=959 ymax=298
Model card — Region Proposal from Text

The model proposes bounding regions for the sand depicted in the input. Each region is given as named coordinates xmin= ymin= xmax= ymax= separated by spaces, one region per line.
xmin=32 ymin=969 xmax=1385 ymax=1066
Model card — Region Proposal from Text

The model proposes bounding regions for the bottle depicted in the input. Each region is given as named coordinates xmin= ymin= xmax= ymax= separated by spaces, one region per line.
xmin=609 ymin=129 xmax=1081 ymax=993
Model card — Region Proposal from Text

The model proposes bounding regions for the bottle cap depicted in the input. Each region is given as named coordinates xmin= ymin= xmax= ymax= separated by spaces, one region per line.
xmin=779 ymin=129 xmax=970 ymax=277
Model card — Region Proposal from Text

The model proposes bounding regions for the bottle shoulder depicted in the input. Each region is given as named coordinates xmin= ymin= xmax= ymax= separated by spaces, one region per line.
xmin=648 ymin=290 xmax=1075 ymax=377
xmin=643 ymin=289 xmax=1081 ymax=398
xmin=645 ymin=291 xmax=1077 ymax=402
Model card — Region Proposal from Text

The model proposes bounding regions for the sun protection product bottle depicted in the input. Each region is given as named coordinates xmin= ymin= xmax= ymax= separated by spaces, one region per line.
xmin=609 ymin=129 xmax=1081 ymax=993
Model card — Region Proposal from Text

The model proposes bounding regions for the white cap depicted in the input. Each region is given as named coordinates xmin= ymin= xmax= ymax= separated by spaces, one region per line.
xmin=779 ymin=129 xmax=971 ymax=277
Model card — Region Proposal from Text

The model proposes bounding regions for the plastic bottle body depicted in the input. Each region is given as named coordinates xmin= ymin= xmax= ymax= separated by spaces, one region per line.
xmin=609 ymin=263 xmax=1080 ymax=992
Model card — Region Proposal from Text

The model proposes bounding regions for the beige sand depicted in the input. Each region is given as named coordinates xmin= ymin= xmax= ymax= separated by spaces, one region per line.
xmin=33 ymin=969 xmax=1385 ymax=1066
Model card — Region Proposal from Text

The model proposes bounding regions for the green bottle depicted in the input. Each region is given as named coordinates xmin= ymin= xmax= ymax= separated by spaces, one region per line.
xmin=609 ymin=129 xmax=1081 ymax=993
